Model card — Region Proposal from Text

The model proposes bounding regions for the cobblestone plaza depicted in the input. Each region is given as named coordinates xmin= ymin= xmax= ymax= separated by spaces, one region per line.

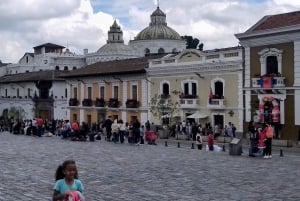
xmin=0 ymin=132 xmax=299 ymax=200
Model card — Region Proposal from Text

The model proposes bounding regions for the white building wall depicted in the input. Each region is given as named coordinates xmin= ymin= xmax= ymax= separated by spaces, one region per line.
xmin=294 ymin=41 xmax=300 ymax=125
xmin=244 ymin=47 xmax=251 ymax=122
xmin=129 ymin=39 xmax=186 ymax=56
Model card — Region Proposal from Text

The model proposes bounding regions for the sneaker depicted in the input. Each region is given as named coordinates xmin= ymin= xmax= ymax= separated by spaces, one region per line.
xmin=269 ymin=155 xmax=272 ymax=159
xmin=263 ymin=155 xmax=268 ymax=159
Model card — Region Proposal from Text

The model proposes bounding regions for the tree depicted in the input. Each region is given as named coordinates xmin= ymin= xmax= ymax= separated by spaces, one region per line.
xmin=8 ymin=106 xmax=26 ymax=120
xmin=150 ymin=94 xmax=178 ymax=125
xmin=181 ymin=35 xmax=204 ymax=50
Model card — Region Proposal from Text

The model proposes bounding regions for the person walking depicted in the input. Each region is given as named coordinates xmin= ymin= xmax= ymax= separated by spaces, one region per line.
xmin=207 ymin=132 xmax=214 ymax=151
xmin=195 ymin=131 xmax=203 ymax=150
xmin=264 ymin=124 xmax=274 ymax=158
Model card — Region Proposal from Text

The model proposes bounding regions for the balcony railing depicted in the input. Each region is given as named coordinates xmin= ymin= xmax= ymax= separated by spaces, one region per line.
xmin=126 ymin=99 xmax=139 ymax=108
xmin=108 ymin=98 xmax=119 ymax=108
xmin=252 ymin=76 xmax=285 ymax=88
xmin=179 ymin=98 xmax=199 ymax=108
xmin=69 ymin=98 xmax=79 ymax=106
xmin=95 ymin=98 xmax=105 ymax=107
xmin=82 ymin=99 xmax=93 ymax=107
xmin=179 ymin=94 xmax=198 ymax=99
xmin=207 ymin=98 xmax=225 ymax=109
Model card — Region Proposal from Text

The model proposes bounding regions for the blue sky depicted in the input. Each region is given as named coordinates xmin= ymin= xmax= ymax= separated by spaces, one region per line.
xmin=0 ymin=0 xmax=300 ymax=63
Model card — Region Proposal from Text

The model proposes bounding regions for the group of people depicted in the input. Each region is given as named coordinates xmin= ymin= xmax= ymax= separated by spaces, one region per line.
xmin=170 ymin=121 xmax=237 ymax=140
xmin=101 ymin=118 xmax=157 ymax=145
xmin=248 ymin=121 xmax=274 ymax=158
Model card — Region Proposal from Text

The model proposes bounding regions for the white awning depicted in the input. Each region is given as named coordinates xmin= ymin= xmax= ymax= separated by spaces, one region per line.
xmin=186 ymin=113 xmax=208 ymax=119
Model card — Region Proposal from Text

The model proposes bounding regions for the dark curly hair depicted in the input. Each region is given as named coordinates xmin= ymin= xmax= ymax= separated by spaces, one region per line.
xmin=55 ymin=160 xmax=78 ymax=181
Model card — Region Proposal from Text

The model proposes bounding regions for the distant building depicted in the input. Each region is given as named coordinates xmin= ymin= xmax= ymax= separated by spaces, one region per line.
xmin=129 ymin=6 xmax=186 ymax=56
xmin=0 ymin=43 xmax=86 ymax=120
xmin=85 ymin=20 xmax=139 ymax=65
xmin=147 ymin=47 xmax=244 ymax=132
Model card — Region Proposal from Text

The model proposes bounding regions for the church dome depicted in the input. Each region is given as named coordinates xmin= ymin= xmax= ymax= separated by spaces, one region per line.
xmin=134 ymin=7 xmax=181 ymax=40
xmin=97 ymin=43 xmax=136 ymax=55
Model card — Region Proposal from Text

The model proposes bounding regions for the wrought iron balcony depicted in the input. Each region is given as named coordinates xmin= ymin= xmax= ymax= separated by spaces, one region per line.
xmin=69 ymin=98 xmax=79 ymax=106
xmin=95 ymin=98 xmax=105 ymax=107
xmin=126 ymin=99 xmax=139 ymax=108
xmin=108 ymin=98 xmax=119 ymax=108
xmin=82 ymin=99 xmax=93 ymax=107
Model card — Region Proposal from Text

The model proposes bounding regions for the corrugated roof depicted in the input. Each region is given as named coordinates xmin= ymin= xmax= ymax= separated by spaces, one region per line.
xmin=0 ymin=70 xmax=65 ymax=83
xmin=247 ymin=11 xmax=300 ymax=33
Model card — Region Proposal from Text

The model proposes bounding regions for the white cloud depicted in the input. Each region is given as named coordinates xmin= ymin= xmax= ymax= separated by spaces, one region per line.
xmin=1 ymin=0 xmax=300 ymax=63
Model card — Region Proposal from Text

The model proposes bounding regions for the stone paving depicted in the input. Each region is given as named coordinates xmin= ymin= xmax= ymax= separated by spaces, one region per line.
xmin=0 ymin=132 xmax=300 ymax=201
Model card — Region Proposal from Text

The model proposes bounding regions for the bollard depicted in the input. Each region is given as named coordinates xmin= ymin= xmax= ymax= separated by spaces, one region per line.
xmin=177 ymin=142 xmax=180 ymax=148
xmin=280 ymin=149 xmax=283 ymax=157
xmin=165 ymin=141 xmax=168 ymax=147
xmin=222 ymin=144 xmax=226 ymax=152
xmin=191 ymin=143 xmax=194 ymax=149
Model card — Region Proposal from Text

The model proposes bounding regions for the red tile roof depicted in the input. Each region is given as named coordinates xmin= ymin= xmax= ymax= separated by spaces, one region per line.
xmin=248 ymin=11 xmax=300 ymax=32
xmin=60 ymin=57 xmax=151 ymax=78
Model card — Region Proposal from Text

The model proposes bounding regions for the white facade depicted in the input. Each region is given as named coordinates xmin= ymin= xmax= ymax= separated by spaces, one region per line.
xmin=0 ymin=43 xmax=85 ymax=120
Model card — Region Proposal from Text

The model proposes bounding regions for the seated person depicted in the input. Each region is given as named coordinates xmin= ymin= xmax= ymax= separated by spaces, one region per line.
xmin=145 ymin=130 xmax=157 ymax=145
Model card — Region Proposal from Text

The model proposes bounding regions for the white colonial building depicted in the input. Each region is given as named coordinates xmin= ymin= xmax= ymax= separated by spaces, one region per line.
xmin=0 ymin=43 xmax=86 ymax=120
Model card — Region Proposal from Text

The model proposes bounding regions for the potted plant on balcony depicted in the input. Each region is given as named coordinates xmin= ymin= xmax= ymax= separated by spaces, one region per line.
xmin=82 ymin=99 xmax=93 ymax=107
xmin=126 ymin=99 xmax=139 ymax=108
xmin=108 ymin=98 xmax=119 ymax=108
xmin=95 ymin=98 xmax=105 ymax=107
xmin=179 ymin=93 xmax=197 ymax=99
xmin=69 ymin=98 xmax=78 ymax=106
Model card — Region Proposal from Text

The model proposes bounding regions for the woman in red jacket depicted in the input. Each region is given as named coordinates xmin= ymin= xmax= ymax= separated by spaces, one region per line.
xmin=207 ymin=132 xmax=214 ymax=151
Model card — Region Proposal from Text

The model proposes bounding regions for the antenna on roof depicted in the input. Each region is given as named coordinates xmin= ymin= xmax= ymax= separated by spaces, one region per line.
xmin=157 ymin=0 xmax=160 ymax=7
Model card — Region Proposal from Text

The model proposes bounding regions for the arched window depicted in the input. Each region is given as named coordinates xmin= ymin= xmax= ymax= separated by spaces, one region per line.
xmin=172 ymin=48 xmax=177 ymax=53
xmin=162 ymin=83 xmax=169 ymax=95
xmin=258 ymin=48 xmax=282 ymax=75
xmin=266 ymin=56 xmax=278 ymax=75
xmin=145 ymin=48 xmax=150 ymax=56
xmin=55 ymin=66 xmax=59 ymax=71
xmin=211 ymin=78 xmax=225 ymax=99
xmin=64 ymin=66 xmax=68 ymax=71
xmin=214 ymin=81 xmax=223 ymax=99
xmin=158 ymin=48 xmax=165 ymax=54
xmin=73 ymin=66 xmax=77 ymax=70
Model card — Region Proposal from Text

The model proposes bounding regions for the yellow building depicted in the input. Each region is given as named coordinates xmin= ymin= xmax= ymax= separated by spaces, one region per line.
xmin=62 ymin=57 xmax=152 ymax=125
xmin=147 ymin=48 xmax=244 ymax=132
xmin=236 ymin=11 xmax=300 ymax=140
